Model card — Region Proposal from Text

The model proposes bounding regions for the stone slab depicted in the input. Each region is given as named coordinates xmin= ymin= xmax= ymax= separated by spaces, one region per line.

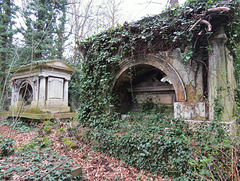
xmin=0 ymin=111 xmax=77 ymax=120
xmin=71 ymin=166 xmax=82 ymax=179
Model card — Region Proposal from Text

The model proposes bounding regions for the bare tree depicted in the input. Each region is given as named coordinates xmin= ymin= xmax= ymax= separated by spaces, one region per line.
xmin=70 ymin=0 xmax=94 ymax=39
xmin=66 ymin=0 xmax=124 ymax=63
xmin=102 ymin=0 xmax=123 ymax=28
xmin=66 ymin=0 xmax=95 ymax=62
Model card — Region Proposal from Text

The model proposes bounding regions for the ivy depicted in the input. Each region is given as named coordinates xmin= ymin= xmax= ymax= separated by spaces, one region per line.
xmin=0 ymin=137 xmax=15 ymax=157
xmin=74 ymin=111 xmax=239 ymax=179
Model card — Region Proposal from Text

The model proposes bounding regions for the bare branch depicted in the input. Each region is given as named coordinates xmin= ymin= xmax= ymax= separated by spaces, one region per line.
xmin=200 ymin=19 xmax=212 ymax=32
xmin=189 ymin=18 xmax=202 ymax=32
xmin=189 ymin=7 xmax=230 ymax=32
xmin=203 ymin=7 xmax=231 ymax=16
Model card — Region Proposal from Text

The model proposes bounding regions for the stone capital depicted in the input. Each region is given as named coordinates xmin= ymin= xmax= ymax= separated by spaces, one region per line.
xmin=210 ymin=27 xmax=227 ymax=46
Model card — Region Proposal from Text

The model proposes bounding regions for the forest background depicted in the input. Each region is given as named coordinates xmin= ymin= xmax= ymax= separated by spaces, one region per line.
xmin=0 ymin=0 xmax=188 ymax=111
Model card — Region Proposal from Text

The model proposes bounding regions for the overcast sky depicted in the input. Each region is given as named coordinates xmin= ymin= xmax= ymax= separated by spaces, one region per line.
xmin=13 ymin=0 xmax=187 ymax=58
xmin=122 ymin=0 xmax=186 ymax=21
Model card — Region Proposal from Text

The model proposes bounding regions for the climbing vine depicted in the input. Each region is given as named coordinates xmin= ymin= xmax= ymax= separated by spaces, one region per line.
xmin=77 ymin=0 xmax=239 ymax=124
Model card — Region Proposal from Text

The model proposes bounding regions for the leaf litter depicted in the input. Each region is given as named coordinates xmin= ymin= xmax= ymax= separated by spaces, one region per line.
xmin=0 ymin=117 xmax=166 ymax=181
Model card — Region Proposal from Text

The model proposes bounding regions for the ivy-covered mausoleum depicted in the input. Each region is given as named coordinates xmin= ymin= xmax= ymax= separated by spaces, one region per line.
xmin=79 ymin=2 xmax=238 ymax=133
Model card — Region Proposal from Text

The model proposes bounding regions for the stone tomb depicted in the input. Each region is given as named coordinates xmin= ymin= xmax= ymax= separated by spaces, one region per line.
xmin=8 ymin=60 xmax=75 ymax=119
xmin=132 ymin=79 xmax=175 ymax=112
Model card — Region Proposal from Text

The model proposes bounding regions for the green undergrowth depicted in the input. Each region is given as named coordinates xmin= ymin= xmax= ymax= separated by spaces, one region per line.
xmin=0 ymin=118 xmax=84 ymax=180
xmin=0 ymin=136 xmax=84 ymax=180
xmin=0 ymin=118 xmax=38 ymax=133
xmin=0 ymin=137 xmax=15 ymax=157
xmin=76 ymin=112 xmax=240 ymax=180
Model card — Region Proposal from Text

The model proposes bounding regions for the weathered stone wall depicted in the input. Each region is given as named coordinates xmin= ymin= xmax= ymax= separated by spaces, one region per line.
xmin=162 ymin=49 xmax=204 ymax=102
xmin=115 ymin=50 xmax=206 ymax=118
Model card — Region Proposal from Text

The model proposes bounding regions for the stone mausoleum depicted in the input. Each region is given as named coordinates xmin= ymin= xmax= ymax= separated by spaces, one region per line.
xmin=7 ymin=60 xmax=75 ymax=119
xmin=113 ymin=27 xmax=237 ymax=133
xmin=79 ymin=5 xmax=238 ymax=133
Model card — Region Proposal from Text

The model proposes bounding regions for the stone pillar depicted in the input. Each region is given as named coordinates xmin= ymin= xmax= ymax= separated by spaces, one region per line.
xmin=12 ymin=80 xmax=20 ymax=107
xmin=208 ymin=27 xmax=237 ymax=121
xmin=63 ymin=80 xmax=69 ymax=106
xmin=33 ymin=79 xmax=38 ymax=101
xmin=31 ymin=78 xmax=38 ymax=107
xmin=39 ymin=76 xmax=46 ymax=106
xmin=10 ymin=81 xmax=15 ymax=106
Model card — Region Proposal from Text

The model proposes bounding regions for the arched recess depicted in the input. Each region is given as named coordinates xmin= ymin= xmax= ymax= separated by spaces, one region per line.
xmin=18 ymin=81 xmax=34 ymax=106
xmin=113 ymin=55 xmax=186 ymax=113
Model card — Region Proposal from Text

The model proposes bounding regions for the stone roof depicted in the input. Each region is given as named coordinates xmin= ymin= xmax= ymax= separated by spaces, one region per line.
xmin=10 ymin=60 xmax=76 ymax=74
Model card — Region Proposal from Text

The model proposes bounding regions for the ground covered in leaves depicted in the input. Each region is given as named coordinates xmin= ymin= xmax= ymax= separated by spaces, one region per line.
xmin=0 ymin=117 xmax=164 ymax=181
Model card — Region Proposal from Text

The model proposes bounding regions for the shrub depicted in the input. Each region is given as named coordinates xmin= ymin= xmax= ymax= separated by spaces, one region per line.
xmin=79 ymin=112 xmax=193 ymax=178
xmin=186 ymin=122 xmax=240 ymax=180
xmin=77 ymin=111 xmax=240 ymax=179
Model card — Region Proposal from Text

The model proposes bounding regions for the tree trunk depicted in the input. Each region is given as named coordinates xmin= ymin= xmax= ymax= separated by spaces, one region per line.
xmin=170 ymin=0 xmax=178 ymax=6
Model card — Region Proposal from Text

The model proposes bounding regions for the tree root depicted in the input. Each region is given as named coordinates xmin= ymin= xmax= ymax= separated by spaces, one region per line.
xmin=189 ymin=7 xmax=231 ymax=33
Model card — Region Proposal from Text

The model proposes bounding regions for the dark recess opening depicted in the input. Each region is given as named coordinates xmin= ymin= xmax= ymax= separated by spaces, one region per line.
xmin=19 ymin=82 xmax=33 ymax=106
xmin=114 ymin=64 xmax=176 ymax=114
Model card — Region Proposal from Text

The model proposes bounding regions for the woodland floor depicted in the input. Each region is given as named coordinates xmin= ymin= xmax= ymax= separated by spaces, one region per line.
xmin=0 ymin=116 xmax=165 ymax=181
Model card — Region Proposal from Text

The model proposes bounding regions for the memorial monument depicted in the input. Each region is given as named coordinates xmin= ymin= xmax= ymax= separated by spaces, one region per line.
xmin=5 ymin=60 xmax=76 ymax=119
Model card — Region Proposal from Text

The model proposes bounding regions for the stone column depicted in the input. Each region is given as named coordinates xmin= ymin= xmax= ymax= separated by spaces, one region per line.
xmin=33 ymin=79 xmax=38 ymax=101
xmin=30 ymin=78 xmax=38 ymax=107
xmin=10 ymin=80 xmax=15 ymax=106
xmin=63 ymin=80 xmax=69 ymax=106
xmin=13 ymin=80 xmax=20 ymax=107
xmin=39 ymin=76 xmax=46 ymax=107
xmin=208 ymin=27 xmax=237 ymax=121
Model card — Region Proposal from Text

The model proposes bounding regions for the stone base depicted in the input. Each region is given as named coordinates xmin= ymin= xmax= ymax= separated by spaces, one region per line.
xmin=184 ymin=119 xmax=237 ymax=135
xmin=174 ymin=102 xmax=206 ymax=120
xmin=0 ymin=111 xmax=77 ymax=120
xmin=40 ymin=106 xmax=70 ymax=113
xmin=9 ymin=105 xmax=70 ymax=114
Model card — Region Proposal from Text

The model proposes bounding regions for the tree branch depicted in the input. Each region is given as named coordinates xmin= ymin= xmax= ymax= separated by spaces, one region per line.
xmin=202 ymin=7 xmax=231 ymax=16
xmin=189 ymin=7 xmax=230 ymax=32
xmin=189 ymin=18 xmax=202 ymax=32
xmin=200 ymin=19 xmax=212 ymax=32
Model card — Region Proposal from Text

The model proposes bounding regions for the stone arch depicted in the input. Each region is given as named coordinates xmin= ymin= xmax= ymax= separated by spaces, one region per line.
xmin=114 ymin=54 xmax=187 ymax=103
xmin=18 ymin=81 xmax=34 ymax=106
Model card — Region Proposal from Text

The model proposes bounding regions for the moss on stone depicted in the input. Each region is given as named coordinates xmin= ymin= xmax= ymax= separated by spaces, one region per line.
xmin=0 ymin=111 xmax=77 ymax=120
